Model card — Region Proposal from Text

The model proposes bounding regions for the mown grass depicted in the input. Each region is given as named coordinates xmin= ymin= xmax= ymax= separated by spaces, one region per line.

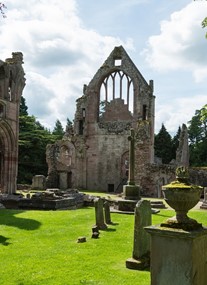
xmin=0 ymin=206 xmax=206 ymax=285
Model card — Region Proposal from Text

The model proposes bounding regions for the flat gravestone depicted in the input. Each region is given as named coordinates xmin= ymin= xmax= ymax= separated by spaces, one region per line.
xmin=126 ymin=199 xmax=151 ymax=270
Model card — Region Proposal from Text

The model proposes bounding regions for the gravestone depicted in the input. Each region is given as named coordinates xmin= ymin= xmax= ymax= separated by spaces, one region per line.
xmin=31 ymin=175 xmax=46 ymax=190
xmin=104 ymin=200 xmax=112 ymax=224
xmin=91 ymin=225 xmax=100 ymax=239
xmin=200 ymin=187 xmax=207 ymax=209
xmin=126 ymin=199 xmax=151 ymax=270
xmin=94 ymin=198 xmax=107 ymax=230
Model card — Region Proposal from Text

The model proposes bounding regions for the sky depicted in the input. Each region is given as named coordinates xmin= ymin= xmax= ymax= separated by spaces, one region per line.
xmin=0 ymin=0 xmax=207 ymax=134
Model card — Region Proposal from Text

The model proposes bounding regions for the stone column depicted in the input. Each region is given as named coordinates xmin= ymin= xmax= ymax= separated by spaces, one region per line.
xmin=123 ymin=129 xmax=140 ymax=200
xmin=126 ymin=200 xmax=151 ymax=270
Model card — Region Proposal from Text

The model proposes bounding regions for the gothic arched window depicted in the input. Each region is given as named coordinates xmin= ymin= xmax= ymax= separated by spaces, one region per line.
xmin=99 ymin=71 xmax=134 ymax=119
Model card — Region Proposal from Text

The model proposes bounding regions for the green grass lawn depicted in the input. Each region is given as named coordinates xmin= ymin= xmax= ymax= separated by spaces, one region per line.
xmin=0 ymin=206 xmax=206 ymax=285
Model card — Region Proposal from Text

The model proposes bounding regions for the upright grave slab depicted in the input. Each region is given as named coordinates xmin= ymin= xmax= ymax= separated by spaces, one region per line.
xmin=126 ymin=200 xmax=151 ymax=270
xmin=104 ymin=200 xmax=112 ymax=224
xmin=200 ymin=187 xmax=207 ymax=209
xmin=94 ymin=198 xmax=107 ymax=230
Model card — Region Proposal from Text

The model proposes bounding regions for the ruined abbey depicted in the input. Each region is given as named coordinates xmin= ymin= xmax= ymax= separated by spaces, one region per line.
xmin=1 ymin=47 xmax=205 ymax=196
xmin=46 ymin=46 xmax=177 ymax=197
xmin=0 ymin=52 xmax=25 ymax=194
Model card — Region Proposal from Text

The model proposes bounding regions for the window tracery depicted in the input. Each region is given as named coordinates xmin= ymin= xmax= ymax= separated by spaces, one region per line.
xmin=99 ymin=70 xmax=134 ymax=118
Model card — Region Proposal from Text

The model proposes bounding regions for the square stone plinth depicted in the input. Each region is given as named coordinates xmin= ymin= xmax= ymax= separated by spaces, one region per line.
xmin=145 ymin=225 xmax=207 ymax=285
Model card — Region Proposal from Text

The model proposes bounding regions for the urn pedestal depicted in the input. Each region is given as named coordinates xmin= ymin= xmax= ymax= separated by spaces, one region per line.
xmin=145 ymin=167 xmax=206 ymax=285
xmin=161 ymin=182 xmax=202 ymax=230
xmin=145 ymin=226 xmax=207 ymax=285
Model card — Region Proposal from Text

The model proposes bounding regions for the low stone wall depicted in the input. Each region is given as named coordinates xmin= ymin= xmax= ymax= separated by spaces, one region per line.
xmin=189 ymin=168 xmax=207 ymax=187
xmin=0 ymin=189 xmax=85 ymax=210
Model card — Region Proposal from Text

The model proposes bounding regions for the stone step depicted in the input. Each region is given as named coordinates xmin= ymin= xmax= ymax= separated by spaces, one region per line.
xmin=150 ymin=200 xmax=166 ymax=209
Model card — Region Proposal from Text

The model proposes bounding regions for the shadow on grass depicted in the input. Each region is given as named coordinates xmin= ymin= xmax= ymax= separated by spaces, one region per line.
xmin=108 ymin=222 xmax=119 ymax=226
xmin=103 ymin=228 xmax=116 ymax=232
xmin=0 ymin=235 xmax=11 ymax=246
xmin=0 ymin=209 xmax=41 ymax=231
xmin=155 ymin=213 xmax=172 ymax=218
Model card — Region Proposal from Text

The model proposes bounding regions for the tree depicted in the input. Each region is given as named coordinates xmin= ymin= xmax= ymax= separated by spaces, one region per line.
xmin=188 ymin=105 xmax=207 ymax=144
xmin=171 ymin=126 xmax=181 ymax=159
xmin=19 ymin=95 xmax=28 ymax=116
xmin=52 ymin=119 xmax=64 ymax=139
xmin=18 ymin=96 xmax=57 ymax=183
xmin=188 ymin=104 xmax=207 ymax=166
xmin=66 ymin=117 xmax=73 ymax=129
xmin=0 ymin=3 xmax=6 ymax=18
xmin=202 ymin=17 xmax=207 ymax=39
xmin=154 ymin=124 xmax=173 ymax=164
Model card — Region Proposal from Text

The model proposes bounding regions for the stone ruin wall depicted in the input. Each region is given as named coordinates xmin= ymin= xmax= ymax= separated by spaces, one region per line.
xmin=46 ymin=46 xmax=207 ymax=197
xmin=0 ymin=52 xmax=25 ymax=193
xmin=46 ymin=46 xmax=156 ymax=194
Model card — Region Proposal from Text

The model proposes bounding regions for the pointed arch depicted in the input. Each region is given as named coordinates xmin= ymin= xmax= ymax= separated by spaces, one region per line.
xmin=0 ymin=120 xmax=17 ymax=193
xmin=99 ymin=70 xmax=134 ymax=121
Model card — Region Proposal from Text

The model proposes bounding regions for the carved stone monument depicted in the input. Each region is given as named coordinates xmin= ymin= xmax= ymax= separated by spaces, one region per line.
xmin=104 ymin=200 xmax=112 ymax=224
xmin=126 ymin=200 xmax=151 ymax=270
xmin=145 ymin=167 xmax=207 ymax=285
xmin=32 ymin=175 xmax=46 ymax=190
xmin=94 ymin=198 xmax=107 ymax=230
xmin=123 ymin=129 xmax=140 ymax=200
xmin=176 ymin=123 xmax=189 ymax=167
xmin=200 ymin=187 xmax=207 ymax=209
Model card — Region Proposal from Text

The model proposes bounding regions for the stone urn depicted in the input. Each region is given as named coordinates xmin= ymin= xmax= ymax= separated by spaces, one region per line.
xmin=161 ymin=166 xmax=203 ymax=230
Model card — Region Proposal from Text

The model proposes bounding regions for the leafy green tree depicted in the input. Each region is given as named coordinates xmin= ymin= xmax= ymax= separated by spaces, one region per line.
xmin=18 ymin=96 xmax=56 ymax=184
xmin=66 ymin=117 xmax=73 ymax=129
xmin=20 ymin=95 xmax=28 ymax=116
xmin=171 ymin=126 xmax=181 ymax=159
xmin=188 ymin=104 xmax=207 ymax=166
xmin=0 ymin=3 xmax=6 ymax=18
xmin=52 ymin=119 xmax=64 ymax=139
xmin=154 ymin=123 xmax=173 ymax=164
xmin=202 ymin=17 xmax=207 ymax=38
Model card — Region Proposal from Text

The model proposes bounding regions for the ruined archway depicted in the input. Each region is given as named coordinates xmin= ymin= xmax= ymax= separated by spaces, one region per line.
xmin=99 ymin=70 xmax=134 ymax=121
xmin=0 ymin=121 xmax=17 ymax=193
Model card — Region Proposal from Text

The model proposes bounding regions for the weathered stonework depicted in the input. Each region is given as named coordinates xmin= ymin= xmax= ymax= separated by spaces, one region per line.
xmin=0 ymin=52 xmax=25 ymax=193
xmin=46 ymin=46 xmax=156 ymax=194
xmin=46 ymin=46 xmax=207 ymax=196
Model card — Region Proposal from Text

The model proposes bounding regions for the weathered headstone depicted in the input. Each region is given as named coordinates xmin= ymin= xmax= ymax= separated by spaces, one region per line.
xmin=31 ymin=175 xmax=46 ymax=190
xmin=126 ymin=199 xmax=151 ymax=270
xmin=91 ymin=225 xmax=100 ymax=239
xmin=200 ymin=187 xmax=207 ymax=209
xmin=104 ymin=200 xmax=112 ymax=224
xmin=94 ymin=198 xmax=107 ymax=230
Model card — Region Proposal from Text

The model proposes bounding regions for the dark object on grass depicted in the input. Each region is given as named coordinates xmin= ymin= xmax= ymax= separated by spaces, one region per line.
xmin=77 ymin=236 xmax=86 ymax=243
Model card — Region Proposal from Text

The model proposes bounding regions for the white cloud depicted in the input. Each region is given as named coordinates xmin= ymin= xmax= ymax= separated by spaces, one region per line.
xmin=143 ymin=2 xmax=207 ymax=82
xmin=0 ymin=0 xmax=134 ymax=130
xmin=155 ymin=94 xmax=207 ymax=134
